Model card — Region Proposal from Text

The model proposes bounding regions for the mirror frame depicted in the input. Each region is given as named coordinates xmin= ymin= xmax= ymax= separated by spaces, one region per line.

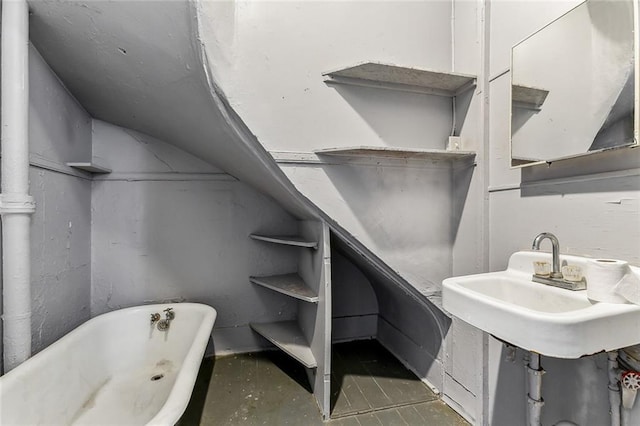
xmin=509 ymin=0 xmax=639 ymax=169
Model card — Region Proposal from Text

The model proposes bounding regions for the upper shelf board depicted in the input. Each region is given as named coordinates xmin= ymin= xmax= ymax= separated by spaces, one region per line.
xmin=323 ymin=62 xmax=477 ymax=97
xmin=314 ymin=146 xmax=476 ymax=162
xmin=250 ymin=234 xmax=318 ymax=249
xmin=511 ymin=84 xmax=549 ymax=110
xmin=66 ymin=162 xmax=112 ymax=174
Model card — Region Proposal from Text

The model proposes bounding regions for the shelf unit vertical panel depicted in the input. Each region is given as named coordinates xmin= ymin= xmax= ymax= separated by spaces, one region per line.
xmin=319 ymin=222 xmax=331 ymax=419
xmin=297 ymin=220 xmax=332 ymax=419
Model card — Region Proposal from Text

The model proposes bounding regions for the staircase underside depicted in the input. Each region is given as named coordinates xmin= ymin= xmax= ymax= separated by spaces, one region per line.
xmin=27 ymin=0 xmax=449 ymax=337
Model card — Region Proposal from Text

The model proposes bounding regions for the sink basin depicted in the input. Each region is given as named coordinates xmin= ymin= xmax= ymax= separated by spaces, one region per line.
xmin=443 ymin=251 xmax=640 ymax=358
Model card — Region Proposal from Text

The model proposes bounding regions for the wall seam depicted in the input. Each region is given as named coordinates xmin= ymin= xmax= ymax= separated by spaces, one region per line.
xmin=479 ymin=0 xmax=492 ymax=425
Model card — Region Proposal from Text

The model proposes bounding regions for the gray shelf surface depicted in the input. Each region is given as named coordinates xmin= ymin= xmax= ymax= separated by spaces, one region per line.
xmin=250 ymin=273 xmax=319 ymax=303
xmin=324 ymin=62 xmax=476 ymax=96
xmin=250 ymin=234 xmax=318 ymax=249
xmin=314 ymin=146 xmax=476 ymax=161
xmin=66 ymin=162 xmax=112 ymax=174
xmin=512 ymin=84 xmax=549 ymax=109
xmin=250 ymin=321 xmax=317 ymax=369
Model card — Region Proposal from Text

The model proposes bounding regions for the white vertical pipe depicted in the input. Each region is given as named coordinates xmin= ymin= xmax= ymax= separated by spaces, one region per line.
xmin=1 ymin=0 xmax=35 ymax=372
xmin=621 ymin=407 xmax=630 ymax=426
xmin=523 ymin=351 xmax=531 ymax=425
xmin=526 ymin=351 xmax=544 ymax=426
xmin=609 ymin=351 xmax=621 ymax=426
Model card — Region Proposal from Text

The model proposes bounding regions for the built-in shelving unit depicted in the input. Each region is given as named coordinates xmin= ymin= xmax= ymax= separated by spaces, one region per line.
xmin=250 ymin=321 xmax=317 ymax=369
xmin=314 ymin=146 xmax=476 ymax=162
xmin=322 ymin=63 xmax=477 ymax=157
xmin=249 ymin=273 xmax=319 ymax=303
xmin=512 ymin=84 xmax=549 ymax=110
xmin=66 ymin=162 xmax=112 ymax=174
xmin=249 ymin=222 xmax=332 ymax=419
xmin=250 ymin=234 xmax=318 ymax=249
xmin=323 ymin=62 xmax=476 ymax=97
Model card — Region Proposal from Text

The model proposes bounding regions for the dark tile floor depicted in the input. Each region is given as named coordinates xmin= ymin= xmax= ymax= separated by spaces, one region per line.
xmin=331 ymin=340 xmax=438 ymax=418
xmin=179 ymin=340 xmax=468 ymax=425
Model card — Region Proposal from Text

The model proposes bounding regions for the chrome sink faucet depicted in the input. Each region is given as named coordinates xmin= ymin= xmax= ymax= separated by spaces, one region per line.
xmin=530 ymin=232 xmax=585 ymax=290
xmin=532 ymin=232 xmax=562 ymax=278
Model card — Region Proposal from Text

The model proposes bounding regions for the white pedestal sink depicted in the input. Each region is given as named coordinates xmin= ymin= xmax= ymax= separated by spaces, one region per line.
xmin=443 ymin=251 xmax=640 ymax=358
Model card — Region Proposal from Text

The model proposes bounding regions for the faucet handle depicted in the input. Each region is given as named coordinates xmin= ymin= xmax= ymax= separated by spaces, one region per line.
xmin=150 ymin=313 xmax=161 ymax=323
xmin=163 ymin=307 xmax=175 ymax=320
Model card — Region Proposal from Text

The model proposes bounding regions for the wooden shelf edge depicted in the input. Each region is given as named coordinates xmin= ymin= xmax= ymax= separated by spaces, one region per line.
xmin=250 ymin=321 xmax=317 ymax=368
xmin=250 ymin=274 xmax=319 ymax=303
xmin=250 ymin=234 xmax=318 ymax=249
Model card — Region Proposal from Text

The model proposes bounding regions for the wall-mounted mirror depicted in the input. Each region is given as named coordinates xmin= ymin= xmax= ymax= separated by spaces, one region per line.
xmin=510 ymin=0 xmax=638 ymax=167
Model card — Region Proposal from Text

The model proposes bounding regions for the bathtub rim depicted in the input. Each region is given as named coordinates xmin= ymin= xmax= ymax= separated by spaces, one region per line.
xmin=146 ymin=303 xmax=216 ymax=425
xmin=0 ymin=302 xmax=217 ymax=426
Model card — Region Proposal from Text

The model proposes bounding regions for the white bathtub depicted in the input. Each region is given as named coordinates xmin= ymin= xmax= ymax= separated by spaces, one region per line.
xmin=0 ymin=303 xmax=216 ymax=425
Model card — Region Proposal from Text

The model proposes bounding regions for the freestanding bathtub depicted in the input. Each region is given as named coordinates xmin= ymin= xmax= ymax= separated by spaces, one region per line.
xmin=0 ymin=303 xmax=216 ymax=425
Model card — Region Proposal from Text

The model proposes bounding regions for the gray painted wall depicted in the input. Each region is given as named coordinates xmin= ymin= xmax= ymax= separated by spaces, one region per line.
xmin=427 ymin=1 xmax=640 ymax=423
xmin=29 ymin=169 xmax=91 ymax=353
xmin=443 ymin=2 xmax=490 ymax=422
xmin=6 ymin=3 xmax=638 ymax=424
xmin=3 ymin=43 xmax=318 ymax=363
xmin=447 ymin=0 xmax=640 ymax=424
xmin=1 ymin=46 xmax=93 ymax=360
xmin=89 ymin=120 xmax=305 ymax=355
xmin=200 ymin=0 xmax=453 ymax=152
xmin=28 ymin=0 xmax=314 ymax=219
xmin=24 ymin=2 xmax=465 ymax=387
xmin=202 ymin=3 xmax=479 ymax=411
xmin=28 ymin=47 xmax=93 ymax=354
xmin=200 ymin=2 xmax=499 ymax=422
xmin=277 ymin=161 xmax=456 ymax=307
xmin=7 ymin=42 xmax=379 ymax=367
xmin=200 ymin=0 xmax=460 ymax=306
xmin=331 ymin=249 xmax=378 ymax=343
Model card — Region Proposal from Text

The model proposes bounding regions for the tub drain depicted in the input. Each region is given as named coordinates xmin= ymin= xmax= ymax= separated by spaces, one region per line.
xmin=150 ymin=374 xmax=164 ymax=381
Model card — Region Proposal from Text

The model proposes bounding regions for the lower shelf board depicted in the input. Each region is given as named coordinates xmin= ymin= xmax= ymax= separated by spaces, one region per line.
xmin=250 ymin=321 xmax=317 ymax=369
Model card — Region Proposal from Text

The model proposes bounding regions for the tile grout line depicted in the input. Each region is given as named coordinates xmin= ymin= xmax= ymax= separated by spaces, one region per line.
xmin=330 ymin=397 xmax=440 ymax=420
xmin=412 ymin=404 xmax=429 ymax=424
xmin=395 ymin=407 xmax=412 ymax=426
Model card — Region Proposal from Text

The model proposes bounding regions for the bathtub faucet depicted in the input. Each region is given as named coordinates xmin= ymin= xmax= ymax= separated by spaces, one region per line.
xmin=164 ymin=307 xmax=175 ymax=321
xmin=157 ymin=308 xmax=175 ymax=331
xmin=150 ymin=313 xmax=161 ymax=325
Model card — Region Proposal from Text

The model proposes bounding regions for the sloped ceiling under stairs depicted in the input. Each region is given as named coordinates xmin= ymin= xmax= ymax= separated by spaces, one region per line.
xmin=28 ymin=0 xmax=314 ymax=218
xmin=27 ymin=0 xmax=447 ymax=340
